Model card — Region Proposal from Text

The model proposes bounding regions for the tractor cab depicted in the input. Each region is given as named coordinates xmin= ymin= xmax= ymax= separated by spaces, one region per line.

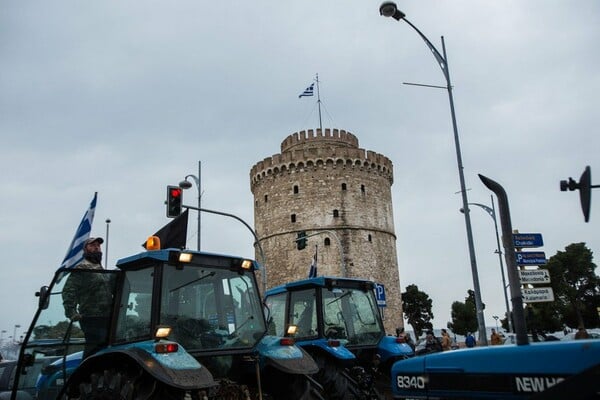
xmin=266 ymin=276 xmax=385 ymax=349
xmin=14 ymin=247 xmax=270 ymax=399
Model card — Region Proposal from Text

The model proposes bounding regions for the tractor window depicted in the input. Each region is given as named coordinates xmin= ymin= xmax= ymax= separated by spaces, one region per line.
xmin=115 ymin=268 xmax=154 ymax=343
xmin=265 ymin=293 xmax=287 ymax=337
xmin=159 ymin=263 xmax=265 ymax=352
xmin=289 ymin=289 xmax=317 ymax=338
xmin=322 ymin=287 xmax=383 ymax=346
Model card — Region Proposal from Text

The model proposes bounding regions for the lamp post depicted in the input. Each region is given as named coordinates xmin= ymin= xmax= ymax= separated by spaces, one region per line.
xmin=179 ymin=161 xmax=202 ymax=251
xmin=13 ymin=324 xmax=20 ymax=344
xmin=462 ymin=195 xmax=513 ymax=333
xmin=493 ymin=315 xmax=499 ymax=331
xmin=380 ymin=1 xmax=487 ymax=345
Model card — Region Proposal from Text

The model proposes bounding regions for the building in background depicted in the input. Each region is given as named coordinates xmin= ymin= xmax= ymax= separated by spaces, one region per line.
xmin=250 ymin=128 xmax=403 ymax=333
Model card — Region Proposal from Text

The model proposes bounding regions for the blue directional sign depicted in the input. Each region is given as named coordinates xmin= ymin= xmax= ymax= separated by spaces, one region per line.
xmin=375 ymin=283 xmax=387 ymax=307
xmin=516 ymin=251 xmax=547 ymax=266
xmin=513 ymin=233 xmax=544 ymax=248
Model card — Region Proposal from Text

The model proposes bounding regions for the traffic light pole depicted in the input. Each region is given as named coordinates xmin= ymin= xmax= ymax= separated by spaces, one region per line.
xmin=184 ymin=205 xmax=267 ymax=294
xmin=294 ymin=230 xmax=346 ymax=277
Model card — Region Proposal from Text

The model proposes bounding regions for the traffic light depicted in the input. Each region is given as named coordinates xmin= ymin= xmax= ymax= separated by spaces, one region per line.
xmin=166 ymin=186 xmax=183 ymax=218
xmin=296 ymin=231 xmax=307 ymax=250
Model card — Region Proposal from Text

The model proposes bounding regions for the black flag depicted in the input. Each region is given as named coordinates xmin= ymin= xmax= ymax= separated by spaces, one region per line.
xmin=143 ymin=209 xmax=189 ymax=249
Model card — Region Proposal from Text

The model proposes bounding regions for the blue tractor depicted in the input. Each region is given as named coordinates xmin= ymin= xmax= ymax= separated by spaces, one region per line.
xmin=390 ymin=338 xmax=600 ymax=399
xmin=11 ymin=245 xmax=318 ymax=400
xmin=265 ymin=276 xmax=414 ymax=399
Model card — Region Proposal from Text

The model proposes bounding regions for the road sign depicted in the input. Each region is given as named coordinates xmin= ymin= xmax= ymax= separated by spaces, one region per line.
xmin=519 ymin=269 xmax=551 ymax=284
xmin=522 ymin=287 xmax=554 ymax=303
xmin=515 ymin=251 xmax=547 ymax=266
xmin=513 ymin=233 xmax=544 ymax=248
xmin=375 ymin=283 xmax=387 ymax=307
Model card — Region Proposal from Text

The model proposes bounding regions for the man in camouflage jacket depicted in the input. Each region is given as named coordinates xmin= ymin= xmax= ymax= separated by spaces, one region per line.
xmin=62 ymin=237 xmax=115 ymax=357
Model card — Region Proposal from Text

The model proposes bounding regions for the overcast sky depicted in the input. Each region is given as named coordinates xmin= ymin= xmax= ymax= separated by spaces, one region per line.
xmin=1 ymin=1 xmax=599 ymax=340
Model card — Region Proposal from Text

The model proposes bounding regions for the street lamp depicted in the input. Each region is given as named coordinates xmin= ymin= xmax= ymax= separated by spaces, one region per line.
xmin=462 ymin=195 xmax=513 ymax=333
xmin=13 ymin=324 xmax=21 ymax=344
xmin=179 ymin=161 xmax=202 ymax=251
xmin=380 ymin=2 xmax=487 ymax=345
xmin=493 ymin=315 xmax=499 ymax=331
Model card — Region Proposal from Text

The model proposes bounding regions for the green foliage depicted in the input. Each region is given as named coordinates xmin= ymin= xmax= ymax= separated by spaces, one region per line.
xmin=448 ymin=290 xmax=478 ymax=336
xmin=402 ymin=284 xmax=434 ymax=339
xmin=545 ymin=242 xmax=600 ymax=329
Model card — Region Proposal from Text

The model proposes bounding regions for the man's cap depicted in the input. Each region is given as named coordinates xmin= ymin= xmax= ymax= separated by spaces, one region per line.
xmin=85 ymin=237 xmax=104 ymax=246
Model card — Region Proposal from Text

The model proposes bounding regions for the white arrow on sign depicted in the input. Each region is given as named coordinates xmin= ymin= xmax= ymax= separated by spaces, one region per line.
xmin=522 ymin=287 xmax=554 ymax=303
xmin=519 ymin=269 xmax=551 ymax=284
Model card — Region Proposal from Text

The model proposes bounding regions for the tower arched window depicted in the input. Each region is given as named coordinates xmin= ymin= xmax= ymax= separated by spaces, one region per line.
xmin=341 ymin=183 xmax=347 ymax=191
xmin=324 ymin=238 xmax=331 ymax=246
xmin=293 ymin=185 xmax=299 ymax=194
xmin=264 ymin=194 xmax=268 ymax=202
xmin=368 ymin=234 xmax=372 ymax=242
xmin=333 ymin=209 xmax=339 ymax=218
xmin=291 ymin=214 xmax=296 ymax=223
xmin=361 ymin=184 xmax=366 ymax=194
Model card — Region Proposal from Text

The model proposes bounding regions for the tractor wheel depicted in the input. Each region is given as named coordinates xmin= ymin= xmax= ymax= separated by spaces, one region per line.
xmin=265 ymin=370 xmax=312 ymax=400
xmin=312 ymin=354 xmax=349 ymax=400
xmin=69 ymin=367 xmax=185 ymax=400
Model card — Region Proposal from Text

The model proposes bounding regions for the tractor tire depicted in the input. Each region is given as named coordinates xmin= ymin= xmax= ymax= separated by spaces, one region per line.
xmin=68 ymin=367 xmax=186 ymax=400
xmin=311 ymin=354 xmax=349 ymax=400
xmin=263 ymin=367 xmax=313 ymax=400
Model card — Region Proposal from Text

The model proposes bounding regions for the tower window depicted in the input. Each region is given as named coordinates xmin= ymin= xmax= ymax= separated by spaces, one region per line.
xmin=293 ymin=185 xmax=299 ymax=194
xmin=291 ymin=214 xmax=296 ymax=223
xmin=333 ymin=209 xmax=339 ymax=218
xmin=361 ymin=185 xmax=365 ymax=194
xmin=368 ymin=234 xmax=372 ymax=242
xmin=324 ymin=238 xmax=331 ymax=246
xmin=341 ymin=183 xmax=347 ymax=191
xmin=264 ymin=194 xmax=268 ymax=203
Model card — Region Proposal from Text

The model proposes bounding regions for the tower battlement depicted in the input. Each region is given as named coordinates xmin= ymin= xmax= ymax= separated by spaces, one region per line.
xmin=251 ymin=129 xmax=393 ymax=186
xmin=281 ymin=128 xmax=359 ymax=152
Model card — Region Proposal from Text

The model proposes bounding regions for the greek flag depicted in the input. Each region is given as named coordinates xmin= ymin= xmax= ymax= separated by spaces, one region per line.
xmin=299 ymin=83 xmax=314 ymax=98
xmin=309 ymin=245 xmax=318 ymax=278
xmin=60 ymin=192 xmax=97 ymax=269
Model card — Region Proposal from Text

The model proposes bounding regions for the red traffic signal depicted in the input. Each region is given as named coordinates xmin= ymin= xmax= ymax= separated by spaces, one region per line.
xmin=167 ymin=186 xmax=183 ymax=217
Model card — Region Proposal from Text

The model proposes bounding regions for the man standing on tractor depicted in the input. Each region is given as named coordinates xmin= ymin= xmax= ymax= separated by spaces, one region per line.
xmin=62 ymin=237 xmax=116 ymax=358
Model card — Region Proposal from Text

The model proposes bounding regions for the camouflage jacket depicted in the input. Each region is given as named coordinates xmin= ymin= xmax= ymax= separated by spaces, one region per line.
xmin=62 ymin=260 xmax=115 ymax=319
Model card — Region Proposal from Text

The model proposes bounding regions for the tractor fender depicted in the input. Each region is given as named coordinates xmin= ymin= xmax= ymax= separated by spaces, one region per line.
xmin=377 ymin=335 xmax=414 ymax=363
xmin=257 ymin=335 xmax=319 ymax=374
xmin=298 ymin=339 xmax=357 ymax=363
xmin=67 ymin=345 xmax=216 ymax=391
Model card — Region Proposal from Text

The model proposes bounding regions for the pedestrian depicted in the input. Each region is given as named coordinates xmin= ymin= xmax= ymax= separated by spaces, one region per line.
xmin=423 ymin=330 xmax=442 ymax=354
xmin=404 ymin=332 xmax=415 ymax=351
xmin=575 ymin=326 xmax=590 ymax=340
xmin=440 ymin=329 xmax=451 ymax=351
xmin=465 ymin=332 xmax=476 ymax=348
xmin=62 ymin=237 xmax=116 ymax=358
xmin=490 ymin=328 xmax=502 ymax=345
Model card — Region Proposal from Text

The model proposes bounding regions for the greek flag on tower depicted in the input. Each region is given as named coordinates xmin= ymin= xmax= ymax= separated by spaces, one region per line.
xmin=299 ymin=83 xmax=314 ymax=98
xmin=60 ymin=192 xmax=98 ymax=270
xmin=309 ymin=245 xmax=318 ymax=278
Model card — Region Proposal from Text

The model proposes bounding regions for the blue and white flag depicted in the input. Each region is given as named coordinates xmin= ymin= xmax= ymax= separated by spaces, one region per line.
xmin=309 ymin=245 xmax=318 ymax=278
xmin=299 ymin=83 xmax=314 ymax=98
xmin=60 ymin=192 xmax=98 ymax=269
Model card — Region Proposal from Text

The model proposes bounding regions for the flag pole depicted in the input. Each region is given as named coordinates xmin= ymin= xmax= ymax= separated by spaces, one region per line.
xmin=315 ymin=73 xmax=323 ymax=131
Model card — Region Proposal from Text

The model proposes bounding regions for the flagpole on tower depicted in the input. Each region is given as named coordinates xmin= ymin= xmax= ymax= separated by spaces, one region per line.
xmin=315 ymin=73 xmax=322 ymax=131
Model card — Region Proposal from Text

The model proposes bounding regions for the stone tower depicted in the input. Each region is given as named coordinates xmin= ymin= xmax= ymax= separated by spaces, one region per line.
xmin=250 ymin=128 xmax=402 ymax=333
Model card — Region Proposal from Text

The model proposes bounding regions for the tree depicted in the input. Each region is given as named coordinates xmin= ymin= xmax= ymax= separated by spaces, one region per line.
xmin=448 ymin=290 xmax=478 ymax=336
xmin=546 ymin=242 xmax=600 ymax=329
xmin=402 ymin=284 xmax=434 ymax=339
